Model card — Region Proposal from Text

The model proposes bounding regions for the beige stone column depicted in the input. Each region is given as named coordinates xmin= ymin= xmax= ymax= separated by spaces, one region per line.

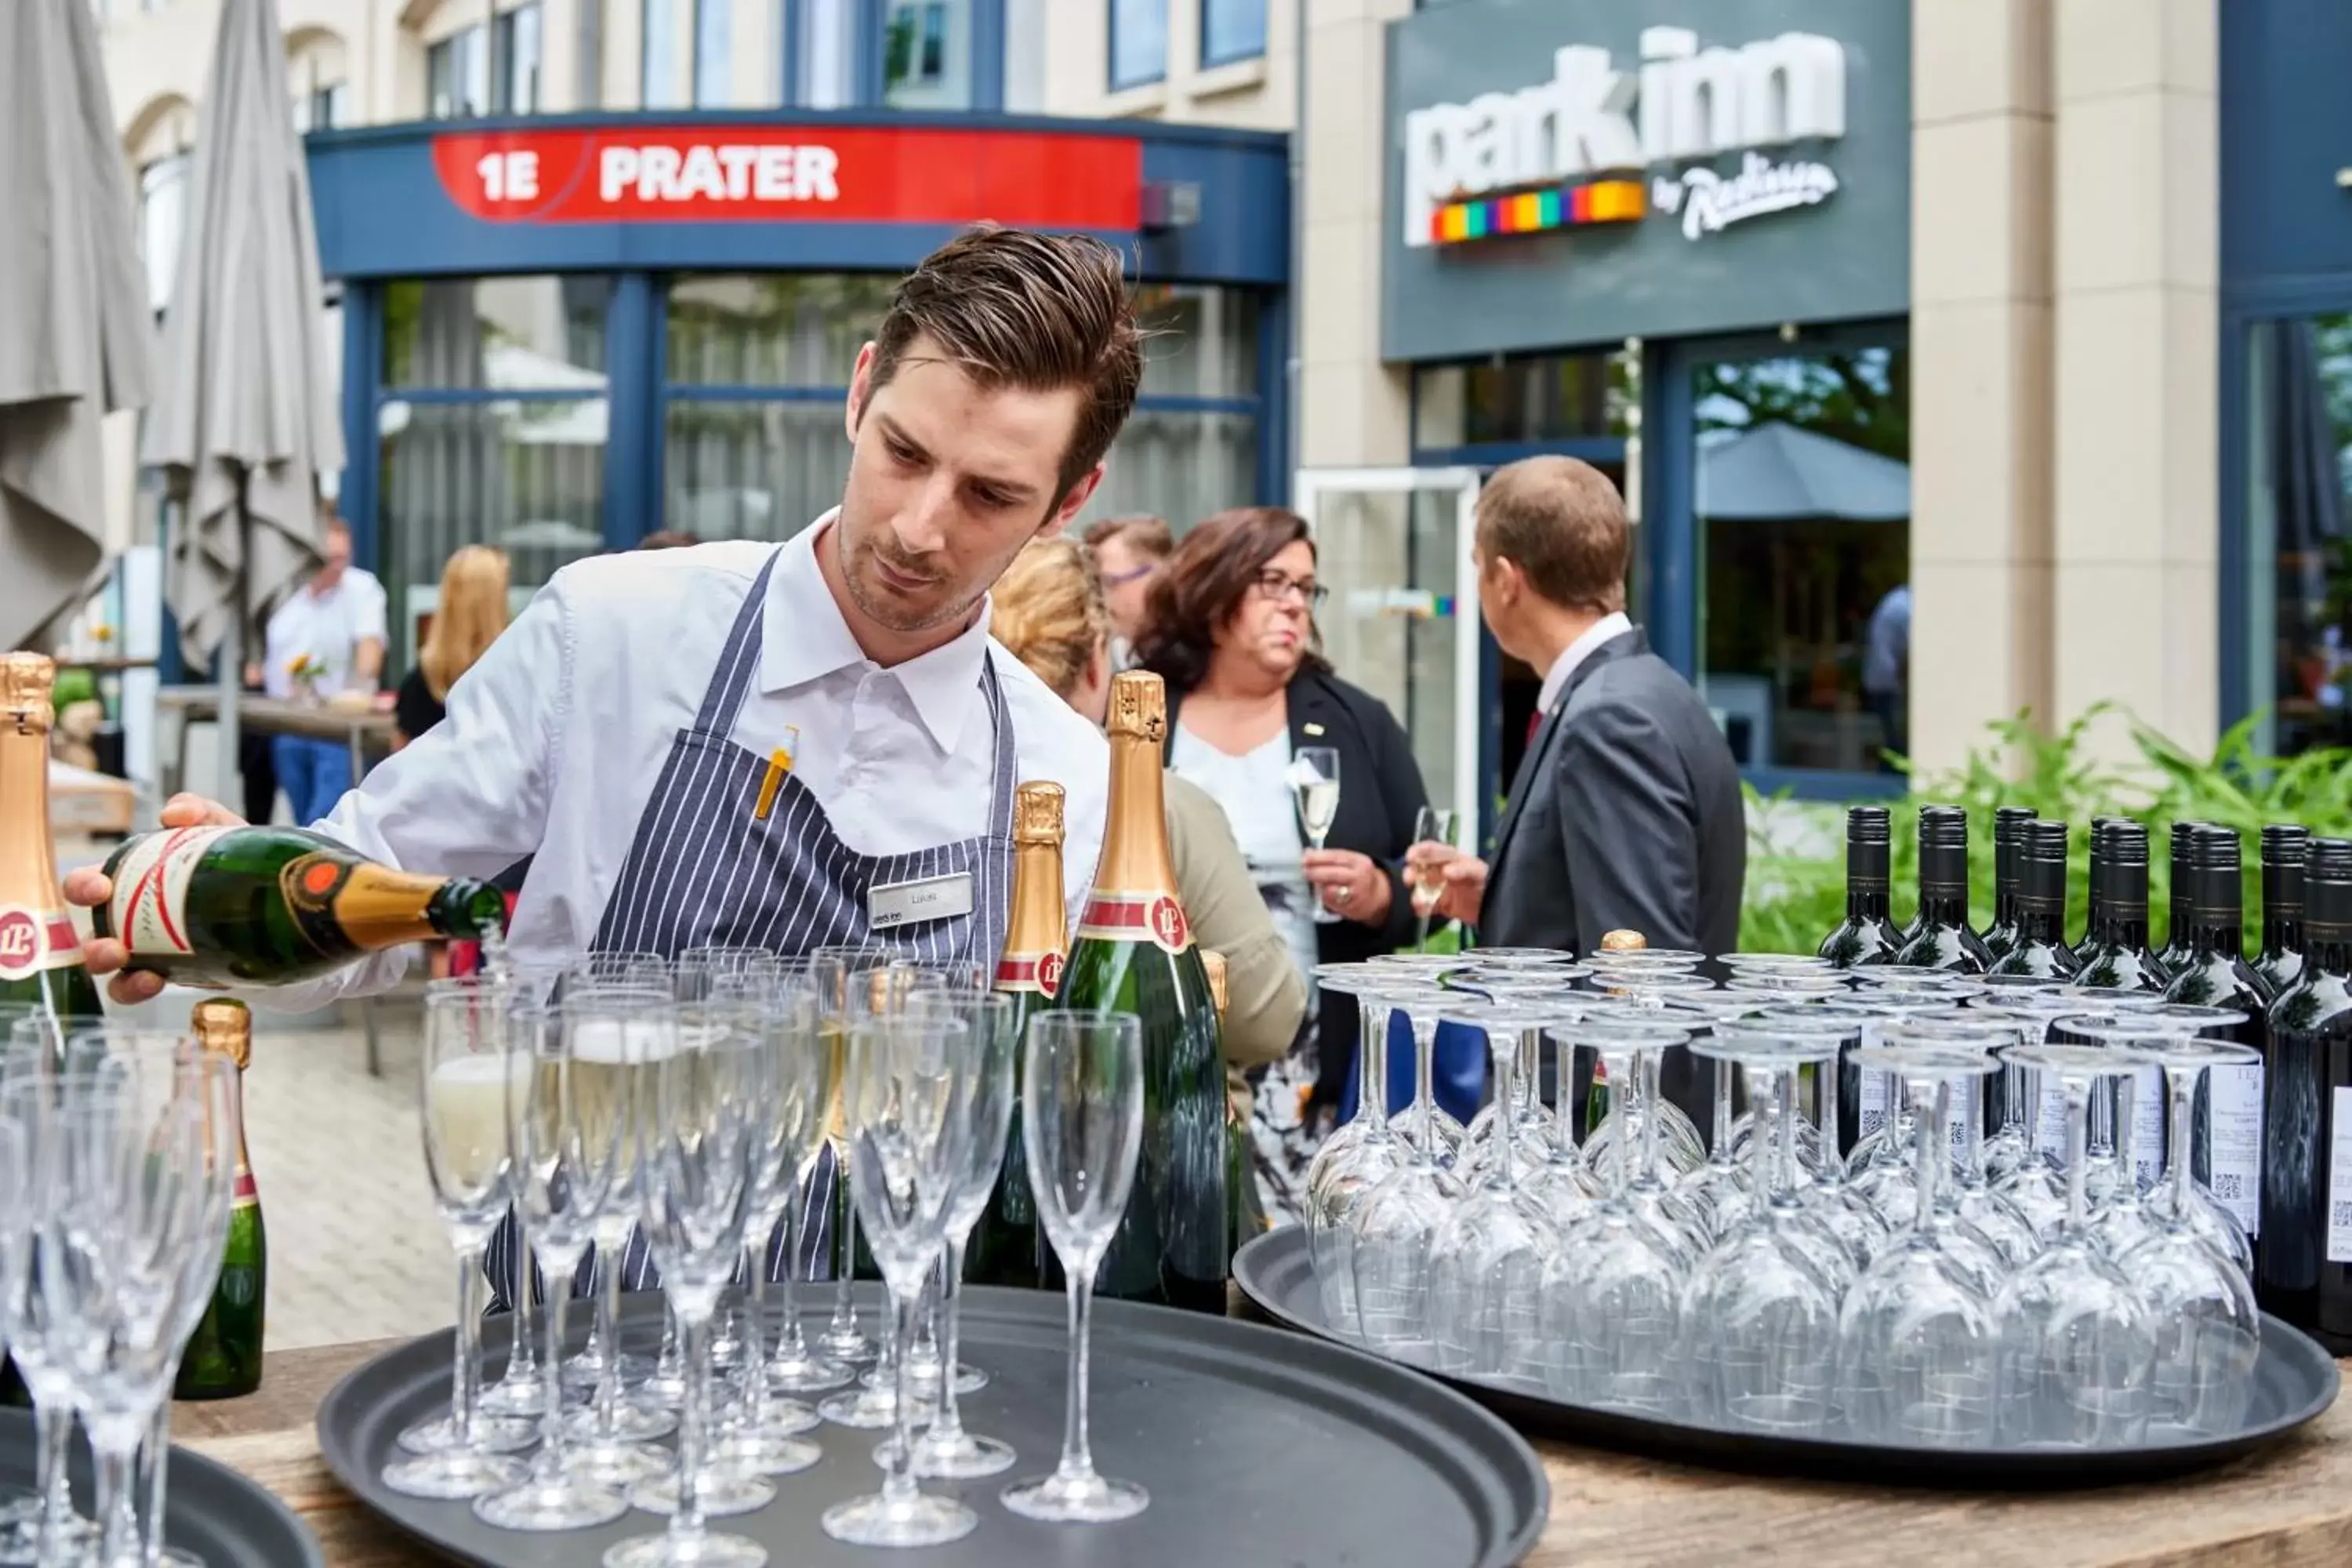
xmin=1906 ymin=0 xmax=2056 ymax=778
xmin=2049 ymin=0 xmax=2219 ymax=757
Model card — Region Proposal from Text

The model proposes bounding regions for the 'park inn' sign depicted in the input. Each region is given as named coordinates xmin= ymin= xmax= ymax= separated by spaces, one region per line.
xmin=1401 ymin=24 xmax=1848 ymax=249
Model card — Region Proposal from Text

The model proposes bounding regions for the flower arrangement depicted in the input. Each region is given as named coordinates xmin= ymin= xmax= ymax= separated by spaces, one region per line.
xmin=285 ymin=652 xmax=326 ymax=702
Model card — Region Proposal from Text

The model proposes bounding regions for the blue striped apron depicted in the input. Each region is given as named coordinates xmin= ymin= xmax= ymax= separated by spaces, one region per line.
xmin=487 ymin=543 xmax=1018 ymax=1308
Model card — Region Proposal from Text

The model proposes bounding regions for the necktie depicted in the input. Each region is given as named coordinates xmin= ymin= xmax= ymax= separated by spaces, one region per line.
xmin=1526 ymin=708 xmax=1544 ymax=750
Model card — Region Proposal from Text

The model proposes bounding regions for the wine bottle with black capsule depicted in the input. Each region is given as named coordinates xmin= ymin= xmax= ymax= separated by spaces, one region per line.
xmin=2157 ymin=820 xmax=2205 ymax=974
xmin=1989 ymin=821 xmax=2081 ymax=980
xmin=2163 ymin=824 xmax=2274 ymax=1249
xmin=2258 ymin=835 xmax=2352 ymax=1352
xmin=1981 ymin=806 xmax=2038 ymax=963
xmin=2072 ymin=820 xmax=2170 ymax=993
xmin=1892 ymin=807 xmax=1990 ymax=973
xmin=2256 ymin=824 xmax=2310 ymax=998
xmin=91 ymin=826 xmax=506 ymax=989
xmin=1059 ymin=671 xmax=1227 ymax=1313
xmin=968 ymin=782 xmax=1066 ymax=1290
xmin=1817 ymin=806 xmax=1903 ymax=968
xmin=173 ymin=1000 xmax=267 ymax=1399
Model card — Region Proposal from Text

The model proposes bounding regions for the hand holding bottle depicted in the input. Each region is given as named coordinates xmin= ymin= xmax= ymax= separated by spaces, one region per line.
xmin=65 ymin=793 xmax=248 ymax=1005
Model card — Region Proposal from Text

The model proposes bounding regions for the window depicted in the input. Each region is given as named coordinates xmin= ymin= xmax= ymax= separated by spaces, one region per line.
xmin=1690 ymin=342 xmax=1911 ymax=775
xmin=2244 ymin=314 xmax=2352 ymax=758
xmin=496 ymin=2 xmax=543 ymax=113
xmin=1201 ymin=0 xmax=1265 ymax=67
xmin=426 ymin=25 xmax=488 ymax=118
xmin=641 ymin=0 xmax=684 ymax=107
xmin=884 ymin=1 xmax=970 ymax=110
xmin=292 ymin=81 xmax=350 ymax=130
xmin=1110 ymin=0 xmax=1167 ymax=89
xmin=692 ymin=0 xmax=729 ymax=106
xmin=1414 ymin=350 xmax=1636 ymax=449
xmin=1003 ymin=0 xmax=1045 ymax=111
xmin=378 ymin=276 xmax=615 ymax=661
xmin=138 ymin=154 xmax=190 ymax=315
xmin=797 ymin=0 xmax=857 ymax=107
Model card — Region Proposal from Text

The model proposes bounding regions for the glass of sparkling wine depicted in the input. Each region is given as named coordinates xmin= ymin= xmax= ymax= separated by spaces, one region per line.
xmin=1001 ymin=1011 xmax=1149 ymax=1525
xmin=1410 ymin=806 xmax=1460 ymax=943
xmin=1293 ymin=746 xmax=1344 ymax=925
xmin=387 ymin=985 xmax=537 ymax=1499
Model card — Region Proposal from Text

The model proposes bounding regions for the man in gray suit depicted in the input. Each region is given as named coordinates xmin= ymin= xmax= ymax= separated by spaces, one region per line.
xmin=1412 ymin=455 xmax=1745 ymax=960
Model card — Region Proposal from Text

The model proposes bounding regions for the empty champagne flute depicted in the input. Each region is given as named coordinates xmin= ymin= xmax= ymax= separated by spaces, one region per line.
xmin=825 ymin=1011 xmax=982 ymax=1547
xmin=1290 ymin=746 xmax=1344 ymax=924
xmin=474 ymin=995 xmax=630 ymax=1533
xmin=388 ymin=989 xmax=535 ymax=1499
xmin=607 ymin=1004 xmax=774 ymax=1568
xmin=1002 ymin=1012 xmax=1149 ymax=1525
xmin=0 ymin=1070 xmax=93 ymax=1567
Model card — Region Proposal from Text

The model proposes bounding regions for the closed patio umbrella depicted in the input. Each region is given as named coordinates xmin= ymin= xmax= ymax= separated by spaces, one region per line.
xmin=140 ymin=0 xmax=344 ymax=802
xmin=0 ymin=0 xmax=154 ymax=648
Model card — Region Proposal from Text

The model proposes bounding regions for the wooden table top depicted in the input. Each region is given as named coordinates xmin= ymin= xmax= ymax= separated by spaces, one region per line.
xmin=175 ymin=1334 xmax=2352 ymax=1568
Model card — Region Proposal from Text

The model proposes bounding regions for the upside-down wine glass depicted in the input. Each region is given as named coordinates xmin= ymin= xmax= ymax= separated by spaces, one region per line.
xmin=1001 ymin=1011 xmax=1149 ymax=1524
xmin=1424 ymin=1001 xmax=1555 ymax=1382
xmin=387 ymin=990 xmax=535 ymax=1499
xmin=1304 ymin=964 xmax=1410 ymax=1335
xmin=1737 ymin=1007 xmax=1886 ymax=1281
xmin=2120 ymin=1004 xmax=2257 ymax=1275
xmin=1348 ymin=993 xmax=1465 ymax=1366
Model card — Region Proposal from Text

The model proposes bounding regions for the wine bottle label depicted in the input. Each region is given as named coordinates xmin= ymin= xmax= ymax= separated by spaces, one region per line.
xmin=281 ymin=855 xmax=447 ymax=953
xmin=232 ymin=1165 xmax=259 ymax=1208
xmin=2129 ymin=1065 xmax=2165 ymax=1192
xmin=994 ymin=950 xmax=1064 ymax=997
xmin=2331 ymin=1087 xmax=2352 ymax=1265
xmin=1857 ymin=1069 xmax=1889 ymax=1142
xmin=106 ymin=826 xmax=236 ymax=956
xmin=0 ymin=903 xmax=81 ymax=982
xmin=2205 ymin=1063 xmax=2263 ymax=1236
xmin=1076 ymin=891 xmax=1191 ymax=955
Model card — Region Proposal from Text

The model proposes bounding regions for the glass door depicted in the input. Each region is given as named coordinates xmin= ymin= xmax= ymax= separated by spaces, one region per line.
xmin=1294 ymin=467 xmax=1484 ymax=840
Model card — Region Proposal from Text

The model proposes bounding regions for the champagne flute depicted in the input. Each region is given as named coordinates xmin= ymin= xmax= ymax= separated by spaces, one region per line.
xmin=1291 ymin=746 xmax=1344 ymax=925
xmin=0 ymin=1067 xmax=94 ymax=1567
xmin=1410 ymin=805 xmax=1460 ymax=948
xmin=824 ymin=1011 xmax=982 ymax=1547
xmin=813 ymin=946 xmax=887 ymax=1364
xmin=1001 ymin=1012 xmax=1149 ymax=1525
xmin=387 ymin=989 xmax=535 ymax=1499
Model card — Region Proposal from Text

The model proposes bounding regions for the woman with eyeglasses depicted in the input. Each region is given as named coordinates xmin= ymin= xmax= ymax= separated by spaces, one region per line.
xmin=1133 ymin=506 xmax=1436 ymax=1222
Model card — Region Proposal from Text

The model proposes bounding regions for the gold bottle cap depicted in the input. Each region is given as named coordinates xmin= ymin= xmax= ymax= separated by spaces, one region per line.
xmin=1105 ymin=670 xmax=1167 ymax=744
xmin=192 ymin=997 xmax=252 ymax=1072
xmin=1202 ymin=949 xmax=1229 ymax=1019
xmin=0 ymin=654 xmax=56 ymax=722
xmin=1599 ymin=930 xmax=1647 ymax=952
xmin=1014 ymin=782 xmax=1065 ymax=847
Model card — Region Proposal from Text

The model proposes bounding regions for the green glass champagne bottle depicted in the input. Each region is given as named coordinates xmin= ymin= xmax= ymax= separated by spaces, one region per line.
xmin=0 ymin=655 xmax=105 ymax=1407
xmin=174 ymin=999 xmax=267 ymax=1399
xmin=967 ymin=781 xmax=1067 ymax=1290
xmin=90 ymin=826 xmax=506 ymax=988
xmin=1059 ymin=671 xmax=1228 ymax=1313
xmin=0 ymin=655 xmax=106 ymax=1036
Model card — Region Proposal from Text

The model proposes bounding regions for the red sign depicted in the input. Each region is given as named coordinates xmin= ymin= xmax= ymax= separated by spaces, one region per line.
xmin=431 ymin=125 xmax=1144 ymax=230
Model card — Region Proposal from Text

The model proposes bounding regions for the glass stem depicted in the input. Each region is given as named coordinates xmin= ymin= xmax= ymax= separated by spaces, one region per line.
xmin=141 ymin=1396 xmax=171 ymax=1567
xmin=1057 ymin=1262 xmax=1098 ymax=1481
xmin=1359 ymin=1003 xmax=1389 ymax=1128
xmin=593 ymin=1247 xmax=623 ymax=1432
xmin=1514 ymin=1028 xmax=1539 ymax=1119
xmin=739 ymin=1241 xmax=768 ymax=1408
xmin=1411 ymin=1019 xmax=1439 ymax=1156
xmin=93 ymin=1435 xmax=136 ymax=1568
xmin=883 ymin=1286 xmax=921 ymax=1501
xmin=832 ymin=1161 xmax=858 ymax=1328
xmin=933 ymin=1240 xmax=970 ymax=1439
xmin=2168 ymin=1067 xmax=2198 ymax=1218
xmin=1773 ymin=1064 xmax=1800 ymax=1204
xmin=1911 ymin=1080 xmax=1944 ymax=1230
xmin=506 ymin=1217 xmax=537 ymax=1377
xmin=775 ymin=1206 xmax=804 ymax=1358
xmin=1818 ymin=1044 xmax=1844 ymax=1178
xmin=675 ymin=1312 xmax=711 ymax=1539
xmin=1602 ymin=1053 xmax=1633 ymax=1204
xmin=539 ymin=1258 xmax=575 ymax=1461
xmin=1554 ymin=1032 xmax=1579 ymax=1157
xmin=2114 ymin=1076 xmax=2137 ymax=1195
xmin=35 ymin=1396 xmax=71 ymax=1559
xmin=1957 ymin=1080 xmax=1987 ymax=1189
xmin=1636 ymin=1048 xmax=1664 ymax=1189
xmin=2063 ymin=1079 xmax=2092 ymax=1233
xmin=455 ymin=1248 xmax=486 ymax=1443
xmin=1488 ymin=1028 xmax=1517 ymax=1191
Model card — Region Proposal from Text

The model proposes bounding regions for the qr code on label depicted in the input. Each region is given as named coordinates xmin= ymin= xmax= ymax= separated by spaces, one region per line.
xmin=2213 ymin=1173 xmax=2243 ymax=1202
xmin=2332 ymin=1200 xmax=2352 ymax=1231
xmin=1859 ymin=1109 xmax=1886 ymax=1138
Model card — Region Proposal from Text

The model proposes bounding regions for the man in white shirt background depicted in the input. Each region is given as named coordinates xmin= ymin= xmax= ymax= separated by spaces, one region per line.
xmin=254 ymin=514 xmax=387 ymax=824
xmin=74 ymin=227 xmax=1134 ymax=1046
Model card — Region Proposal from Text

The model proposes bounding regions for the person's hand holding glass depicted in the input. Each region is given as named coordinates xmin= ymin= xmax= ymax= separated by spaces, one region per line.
xmin=1288 ymin=746 xmax=1344 ymax=924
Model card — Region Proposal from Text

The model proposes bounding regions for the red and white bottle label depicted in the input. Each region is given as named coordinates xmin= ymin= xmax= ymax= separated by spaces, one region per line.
xmin=994 ymin=949 xmax=1065 ymax=997
xmin=107 ymin=826 xmax=234 ymax=957
xmin=1076 ymin=891 xmax=1191 ymax=955
xmin=0 ymin=903 xmax=81 ymax=982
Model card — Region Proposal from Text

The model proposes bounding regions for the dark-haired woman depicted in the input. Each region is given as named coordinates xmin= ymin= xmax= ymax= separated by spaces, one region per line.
xmin=1135 ymin=506 xmax=1432 ymax=1221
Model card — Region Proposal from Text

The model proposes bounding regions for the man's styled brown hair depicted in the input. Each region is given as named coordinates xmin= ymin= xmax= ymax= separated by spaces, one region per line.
xmin=1134 ymin=506 xmax=1329 ymax=692
xmin=1082 ymin=514 xmax=1174 ymax=561
xmin=1475 ymin=456 xmax=1630 ymax=615
xmin=865 ymin=224 xmax=1145 ymax=501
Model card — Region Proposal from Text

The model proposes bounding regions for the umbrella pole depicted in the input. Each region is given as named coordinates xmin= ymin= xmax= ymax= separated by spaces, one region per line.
xmin=216 ymin=486 xmax=245 ymax=808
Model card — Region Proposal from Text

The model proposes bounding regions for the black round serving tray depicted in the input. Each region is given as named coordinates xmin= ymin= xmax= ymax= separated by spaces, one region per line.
xmin=1234 ymin=1224 xmax=2341 ymax=1489
xmin=0 ymin=1407 xmax=324 ymax=1567
xmin=318 ymin=1283 xmax=1548 ymax=1567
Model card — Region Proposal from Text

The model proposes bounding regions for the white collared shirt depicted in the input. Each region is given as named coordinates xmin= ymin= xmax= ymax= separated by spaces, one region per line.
xmin=1534 ymin=612 xmax=1634 ymax=718
xmin=262 ymin=569 xmax=387 ymax=698
xmin=276 ymin=518 xmax=1109 ymax=1007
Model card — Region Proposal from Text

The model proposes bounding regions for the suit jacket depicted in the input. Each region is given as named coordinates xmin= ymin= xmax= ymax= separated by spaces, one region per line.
xmin=1165 ymin=666 xmax=1429 ymax=1108
xmin=1483 ymin=628 xmax=1747 ymax=1128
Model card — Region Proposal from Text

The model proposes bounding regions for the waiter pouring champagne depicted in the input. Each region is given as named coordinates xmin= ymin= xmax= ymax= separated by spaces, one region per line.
xmin=67 ymin=225 xmax=1136 ymax=1291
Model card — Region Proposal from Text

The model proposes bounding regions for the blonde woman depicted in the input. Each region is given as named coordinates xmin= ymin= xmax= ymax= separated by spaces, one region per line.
xmin=993 ymin=536 xmax=1309 ymax=1222
xmin=394 ymin=546 xmax=510 ymax=750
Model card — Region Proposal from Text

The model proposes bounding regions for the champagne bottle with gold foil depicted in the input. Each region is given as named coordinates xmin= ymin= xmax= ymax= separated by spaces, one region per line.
xmin=968 ymin=782 xmax=1066 ymax=1290
xmin=174 ymin=1000 xmax=267 ymax=1399
xmin=1206 ymin=951 xmax=1269 ymax=1259
xmin=0 ymin=655 xmax=105 ymax=1036
xmin=1061 ymin=672 xmax=1227 ymax=1312
xmin=91 ymin=826 xmax=506 ymax=988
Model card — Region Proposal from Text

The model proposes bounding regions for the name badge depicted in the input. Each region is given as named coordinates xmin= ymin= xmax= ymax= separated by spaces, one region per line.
xmin=868 ymin=872 xmax=975 ymax=931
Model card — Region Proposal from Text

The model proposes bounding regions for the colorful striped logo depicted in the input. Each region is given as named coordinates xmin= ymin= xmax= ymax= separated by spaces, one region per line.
xmin=1428 ymin=179 xmax=1646 ymax=246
